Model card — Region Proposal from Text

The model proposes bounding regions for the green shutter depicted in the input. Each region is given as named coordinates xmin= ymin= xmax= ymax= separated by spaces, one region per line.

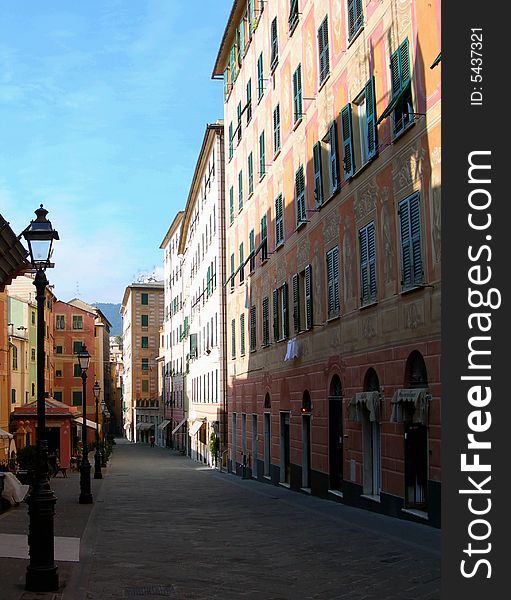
xmin=341 ymin=104 xmax=354 ymax=179
xmin=238 ymin=170 xmax=243 ymax=210
xmin=229 ymin=186 xmax=234 ymax=223
xmin=262 ymin=296 xmax=269 ymax=345
xmin=295 ymin=166 xmax=306 ymax=225
xmin=292 ymin=273 xmax=300 ymax=332
xmin=275 ymin=194 xmax=284 ymax=245
xmin=229 ymin=122 xmax=233 ymax=159
xmin=250 ymin=305 xmax=257 ymax=350
xmin=273 ymin=288 xmax=279 ymax=340
xmin=293 ymin=65 xmax=302 ymax=123
xmin=359 ymin=226 xmax=369 ymax=304
xmin=409 ymin=193 xmax=423 ymax=285
xmin=399 ymin=38 xmax=411 ymax=87
xmin=239 ymin=243 xmax=244 ymax=283
xmin=282 ymin=283 xmax=289 ymax=338
xmin=329 ymin=121 xmax=339 ymax=192
xmin=230 ymin=253 xmax=235 ymax=289
xmin=248 ymin=152 xmax=253 ymax=193
xmin=318 ymin=17 xmax=329 ymax=84
xmin=327 ymin=247 xmax=340 ymax=318
xmin=313 ymin=142 xmax=324 ymax=207
xmin=259 ymin=131 xmax=265 ymax=177
xmin=271 ymin=17 xmax=278 ymax=67
xmin=246 ymin=79 xmax=252 ymax=123
xmin=399 ymin=195 xmax=423 ymax=288
xmin=231 ymin=319 xmax=236 ymax=358
xmin=257 ymin=53 xmax=264 ymax=98
xmin=249 ymin=229 xmax=255 ymax=272
xmin=240 ymin=313 xmax=246 ymax=356
xmin=365 ymin=77 xmax=377 ymax=160
xmin=305 ymin=264 xmax=313 ymax=329
xmin=390 ymin=48 xmax=402 ymax=96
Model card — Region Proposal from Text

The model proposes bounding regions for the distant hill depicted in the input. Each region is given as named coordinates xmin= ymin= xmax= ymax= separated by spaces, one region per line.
xmin=93 ymin=303 xmax=122 ymax=337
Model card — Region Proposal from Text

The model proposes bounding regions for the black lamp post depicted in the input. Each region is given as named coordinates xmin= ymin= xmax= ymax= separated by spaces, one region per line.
xmin=93 ymin=381 xmax=102 ymax=479
xmin=77 ymin=345 xmax=93 ymax=504
xmin=22 ymin=204 xmax=59 ymax=592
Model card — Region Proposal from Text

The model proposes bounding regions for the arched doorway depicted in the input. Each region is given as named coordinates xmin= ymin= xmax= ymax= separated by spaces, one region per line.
xmin=403 ymin=351 xmax=429 ymax=509
xmin=362 ymin=368 xmax=381 ymax=497
xmin=263 ymin=393 xmax=271 ymax=478
xmin=328 ymin=375 xmax=343 ymax=492
xmin=301 ymin=391 xmax=312 ymax=489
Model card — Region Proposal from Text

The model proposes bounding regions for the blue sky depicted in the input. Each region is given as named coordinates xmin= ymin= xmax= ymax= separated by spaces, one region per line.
xmin=0 ymin=0 xmax=231 ymax=303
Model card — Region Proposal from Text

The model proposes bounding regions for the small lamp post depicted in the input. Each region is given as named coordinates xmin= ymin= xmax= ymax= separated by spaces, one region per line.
xmin=22 ymin=204 xmax=59 ymax=592
xmin=93 ymin=382 xmax=102 ymax=479
xmin=77 ymin=345 xmax=93 ymax=504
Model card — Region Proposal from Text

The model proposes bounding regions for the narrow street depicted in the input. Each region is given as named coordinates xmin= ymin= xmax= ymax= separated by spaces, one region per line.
xmin=1 ymin=440 xmax=440 ymax=599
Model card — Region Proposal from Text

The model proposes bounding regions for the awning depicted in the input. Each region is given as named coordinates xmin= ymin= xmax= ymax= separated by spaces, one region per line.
xmin=171 ymin=418 xmax=187 ymax=435
xmin=376 ymin=83 xmax=410 ymax=125
xmin=74 ymin=417 xmax=101 ymax=431
xmin=349 ymin=391 xmax=381 ymax=423
xmin=158 ymin=419 xmax=171 ymax=430
xmin=188 ymin=420 xmax=205 ymax=437
xmin=136 ymin=422 xmax=154 ymax=431
xmin=390 ymin=388 xmax=429 ymax=425
xmin=0 ymin=427 xmax=13 ymax=439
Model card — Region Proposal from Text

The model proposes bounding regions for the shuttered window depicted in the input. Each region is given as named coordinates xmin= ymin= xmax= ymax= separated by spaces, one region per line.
xmin=293 ymin=65 xmax=302 ymax=124
xmin=289 ymin=0 xmax=299 ymax=31
xmin=295 ymin=165 xmax=306 ymax=226
xmin=275 ymin=194 xmax=284 ymax=246
xmin=240 ymin=313 xmax=246 ymax=356
xmin=341 ymin=104 xmax=355 ymax=179
xmin=390 ymin=38 xmax=413 ymax=135
xmin=239 ymin=242 xmax=245 ymax=283
xmin=273 ymin=284 xmax=289 ymax=341
xmin=399 ymin=193 xmax=423 ymax=289
xmin=262 ymin=296 xmax=270 ymax=346
xmin=228 ymin=122 xmax=233 ymax=160
xmin=326 ymin=246 xmax=340 ymax=318
xmin=261 ymin=214 xmax=268 ymax=261
xmin=248 ymin=152 xmax=254 ymax=194
xmin=292 ymin=273 xmax=300 ymax=332
xmin=365 ymin=77 xmax=377 ymax=160
xmin=238 ymin=170 xmax=243 ymax=211
xmin=257 ymin=53 xmax=264 ymax=98
xmin=229 ymin=186 xmax=234 ymax=224
xmin=313 ymin=142 xmax=324 ymax=207
xmin=250 ymin=305 xmax=257 ymax=351
xmin=304 ymin=264 xmax=313 ymax=330
xmin=270 ymin=17 xmax=278 ymax=68
xmin=246 ymin=79 xmax=252 ymax=124
xmin=229 ymin=44 xmax=237 ymax=83
xmin=231 ymin=319 xmax=236 ymax=359
xmin=273 ymin=288 xmax=279 ymax=341
xmin=359 ymin=222 xmax=377 ymax=305
xmin=329 ymin=121 xmax=339 ymax=194
xmin=237 ymin=102 xmax=242 ymax=142
xmin=318 ymin=16 xmax=330 ymax=85
xmin=249 ymin=229 xmax=255 ymax=272
xmin=273 ymin=104 xmax=281 ymax=154
xmin=230 ymin=253 xmax=235 ymax=291
xmin=259 ymin=130 xmax=266 ymax=178
xmin=347 ymin=0 xmax=364 ymax=41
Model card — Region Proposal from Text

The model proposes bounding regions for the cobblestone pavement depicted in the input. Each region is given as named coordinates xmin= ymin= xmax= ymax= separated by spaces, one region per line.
xmin=1 ymin=440 xmax=440 ymax=600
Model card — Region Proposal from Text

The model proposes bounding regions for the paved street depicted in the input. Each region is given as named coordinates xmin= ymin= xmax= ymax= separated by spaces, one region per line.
xmin=1 ymin=439 xmax=440 ymax=600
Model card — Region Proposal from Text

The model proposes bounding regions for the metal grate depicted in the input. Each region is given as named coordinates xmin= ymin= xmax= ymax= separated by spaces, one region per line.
xmin=124 ymin=585 xmax=176 ymax=598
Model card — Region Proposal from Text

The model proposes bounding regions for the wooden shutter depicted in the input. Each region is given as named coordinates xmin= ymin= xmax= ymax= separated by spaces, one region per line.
xmin=258 ymin=53 xmax=263 ymax=98
xmin=327 ymin=247 xmax=340 ymax=318
xmin=249 ymin=229 xmax=255 ymax=272
xmin=239 ymin=243 xmax=244 ymax=282
xmin=250 ymin=305 xmax=257 ymax=350
xmin=359 ymin=226 xmax=369 ymax=304
xmin=273 ymin=104 xmax=280 ymax=153
xmin=365 ymin=77 xmax=377 ymax=160
xmin=293 ymin=66 xmax=302 ymax=122
xmin=341 ymin=104 xmax=354 ymax=179
xmin=282 ymin=283 xmax=289 ymax=338
xmin=399 ymin=38 xmax=411 ymax=86
xmin=410 ymin=193 xmax=423 ymax=285
xmin=262 ymin=296 xmax=269 ymax=345
xmin=399 ymin=198 xmax=412 ymax=287
xmin=259 ymin=131 xmax=265 ymax=176
xmin=295 ymin=166 xmax=306 ymax=225
xmin=329 ymin=121 xmax=339 ymax=192
xmin=230 ymin=253 xmax=235 ymax=289
xmin=273 ymin=288 xmax=279 ymax=340
xmin=318 ymin=17 xmax=329 ymax=83
xmin=271 ymin=17 xmax=278 ymax=67
xmin=240 ymin=313 xmax=245 ymax=355
xmin=246 ymin=79 xmax=252 ymax=123
xmin=229 ymin=187 xmax=234 ymax=223
xmin=390 ymin=48 xmax=402 ymax=97
xmin=347 ymin=0 xmax=355 ymax=38
xmin=313 ymin=142 xmax=324 ymax=207
xmin=368 ymin=222 xmax=377 ymax=300
xmin=275 ymin=194 xmax=284 ymax=245
xmin=305 ymin=264 xmax=313 ymax=329
xmin=292 ymin=273 xmax=300 ymax=332
xmin=239 ymin=170 xmax=243 ymax=210
xmin=231 ymin=319 xmax=236 ymax=358
xmin=248 ymin=152 xmax=253 ymax=193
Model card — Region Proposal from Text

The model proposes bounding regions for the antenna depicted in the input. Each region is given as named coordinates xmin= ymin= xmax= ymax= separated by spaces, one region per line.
xmin=75 ymin=281 xmax=80 ymax=297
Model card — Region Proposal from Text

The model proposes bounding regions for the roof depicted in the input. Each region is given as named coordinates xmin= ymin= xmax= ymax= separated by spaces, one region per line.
xmin=12 ymin=398 xmax=78 ymax=417
xmin=178 ymin=122 xmax=224 ymax=256
xmin=212 ymin=0 xmax=244 ymax=78
xmin=121 ymin=281 xmax=164 ymax=313
xmin=0 ymin=214 xmax=29 ymax=291
xmin=67 ymin=298 xmax=113 ymax=329
xmin=160 ymin=211 xmax=184 ymax=249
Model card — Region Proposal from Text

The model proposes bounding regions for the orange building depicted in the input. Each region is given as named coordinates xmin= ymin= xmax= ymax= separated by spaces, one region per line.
xmin=214 ymin=0 xmax=441 ymax=525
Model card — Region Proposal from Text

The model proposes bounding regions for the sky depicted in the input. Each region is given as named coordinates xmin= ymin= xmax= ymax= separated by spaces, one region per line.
xmin=0 ymin=0 xmax=231 ymax=304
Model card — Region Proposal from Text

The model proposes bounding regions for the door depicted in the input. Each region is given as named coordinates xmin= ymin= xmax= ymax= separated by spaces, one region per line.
xmin=404 ymin=423 xmax=428 ymax=508
xmin=280 ymin=412 xmax=290 ymax=484
xmin=252 ymin=414 xmax=258 ymax=478
xmin=371 ymin=421 xmax=381 ymax=495
xmin=302 ymin=415 xmax=311 ymax=489
xmin=328 ymin=397 xmax=343 ymax=490
xmin=263 ymin=412 xmax=271 ymax=477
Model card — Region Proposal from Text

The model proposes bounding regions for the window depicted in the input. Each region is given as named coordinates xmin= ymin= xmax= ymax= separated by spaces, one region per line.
xmin=31 ymin=311 xmax=36 ymax=325
xmin=142 ymin=358 xmax=149 ymax=371
xmin=55 ymin=368 xmax=63 ymax=378
xmin=223 ymin=65 xmax=230 ymax=99
xmin=313 ymin=142 xmax=324 ymax=207
xmin=142 ymin=380 xmax=149 ymax=393
xmin=249 ymin=229 xmax=255 ymax=273
xmin=262 ymin=296 xmax=270 ymax=346
xmin=248 ymin=152 xmax=254 ymax=195
xmin=229 ymin=186 xmax=234 ymax=224
xmin=231 ymin=319 xmax=236 ymax=359
xmin=238 ymin=170 xmax=243 ymax=211
xmin=56 ymin=315 xmax=65 ymax=329
xmin=273 ymin=104 xmax=281 ymax=154
xmin=399 ymin=193 xmax=423 ymax=289
xmin=249 ymin=305 xmax=257 ymax=351
xmin=229 ymin=43 xmax=237 ymax=83
xmin=55 ymin=345 xmax=63 ymax=354
xmin=295 ymin=165 xmax=306 ymax=226
xmin=141 ymin=293 xmax=148 ymax=305
xmin=273 ymin=284 xmax=289 ymax=341
xmin=292 ymin=265 xmax=313 ymax=332
xmin=257 ymin=53 xmax=264 ymax=99
xmin=72 ymin=315 xmax=83 ymax=330
xmin=229 ymin=122 xmax=233 ymax=159
xmin=141 ymin=314 xmax=149 ymax=327
xmin=341 ymin=104 xmax=355 ymax=180
xmin=11 ymin=389 xmax=16 ymax=404
xmin=237 ymin=102 xmax=242 ymax=142
xmin=239 ymin=243 xmax=245 ymax=283
xmin=230 ymin=253 xmax=235 ymax=291
xmin=260 ymin=215 xmax=268 ymax=261
xmin=270 ymin=17 xmax=278 ymax=69
xmin=73 ymin=341 xmax=83 ymax=354
xmin=31 ymin=348 xmax=36 ymax=361
xmin=142 ymin=336 xmax=149 ymax=348
xmin=53 ymin=391 xmax=62 ymax=402
xmin=347 ymin=0 xmax=364 ymax=40
xmin=289 ymin=0 xmax=299 ymax=32
xmin=259 ymin=131 xmax=266 ymax=178
xmin=72 ymin=391 xmax=83 ymax=406
xmin=246 ymin=79 xmax=252 ymax=124
xmin=318 ymin=16 xmax=330 ymax=85
xmin=237 ymin=20 xmax=245 ymax=64
xmin=275 ymin=194 xmax=284 ymax=246
xmin=359 ymin=222 xmax=377 ymax=305
xmin=329 ymin=121 xmax=340 ymax=194
xmin=240 ymin=313 xmax=246 ymax=356
xmin=326 ymin=247 xmax=340 ymax=318
xmin=293 ymin=65 xmax=302 ymax=124
xmin=390 ymin=39 xmax=413 ymax=136
xmin=352 ymin=78 xmax=378 ymax=168
xmin=74 ymin=364 xmax=82 ymax=377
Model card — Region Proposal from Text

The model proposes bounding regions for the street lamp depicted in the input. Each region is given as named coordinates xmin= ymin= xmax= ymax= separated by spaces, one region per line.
xmin=22 ymin=204 xmax=59 ymax=592
xmin=100 ymin=399 xmax=107 ymax=466
xmin=93 ymin=381 xmax=102 ymax=479
xmin=77 ymin=345 xmax=93 ymax=504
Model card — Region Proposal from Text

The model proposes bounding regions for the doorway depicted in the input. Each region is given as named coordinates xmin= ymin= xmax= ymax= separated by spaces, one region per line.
xmin=328 ymin=376 xmax=343 ymax=491
xmin=301 ymin=391 xmax=312 ymax=489
xmin=362 ymin=368 xmax=381 ymax=496
xmin=280 ymin=412 xmax=290 ymax=484
xmin=252 ymin=414 xmax=258 ymax=479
